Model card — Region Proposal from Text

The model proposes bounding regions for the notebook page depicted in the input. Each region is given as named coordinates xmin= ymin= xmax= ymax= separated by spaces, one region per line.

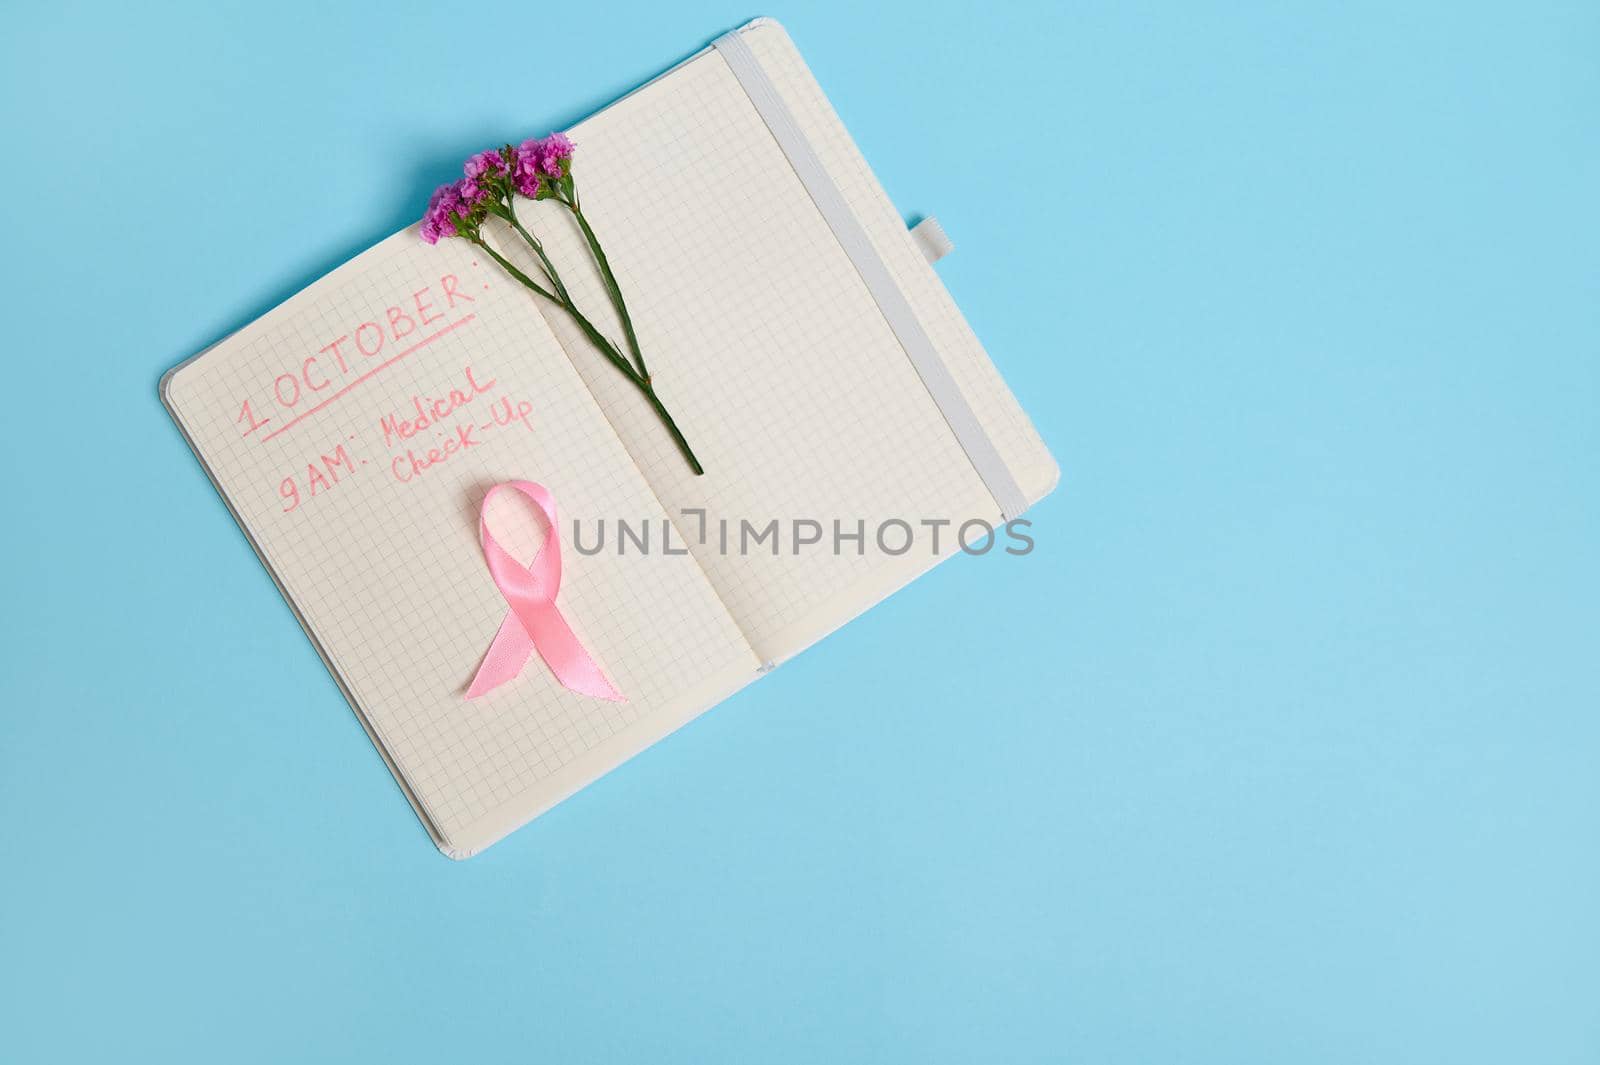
xmin=510 ymin=21 xmax=1057 ymax=663
xmin=164 ymin=232 xmax=757 ymax=856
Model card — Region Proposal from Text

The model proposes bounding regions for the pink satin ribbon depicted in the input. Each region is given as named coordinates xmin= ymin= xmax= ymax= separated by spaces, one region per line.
xmin=466 ymin=481 xmax=624 ymax=702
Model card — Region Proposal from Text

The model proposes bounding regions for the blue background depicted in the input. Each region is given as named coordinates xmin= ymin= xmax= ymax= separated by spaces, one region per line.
xmin=2 ymin=2 xmax=1596 ymax=1062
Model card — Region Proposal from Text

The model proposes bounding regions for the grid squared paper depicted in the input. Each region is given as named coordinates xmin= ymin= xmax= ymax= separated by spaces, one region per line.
xmin=165 ymin=233 xmax=757 ymax=856
xmin=165 ymin=19 xmax=1057 ymax=855
xmin=742 ymin=22 xmax=1059 ymax=506
xmin=516 ymin=19 xmax=1059 ymax=662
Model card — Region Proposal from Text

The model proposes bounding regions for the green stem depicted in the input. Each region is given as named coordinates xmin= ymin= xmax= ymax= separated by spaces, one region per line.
xmin=641 ymin=384 xmax=704 ymax=476
xmin=567 ymin=198 xmax=648 ymax=382
xmin=473 ymin=238 xmax=556 ymax=303
xmin=562 ymin=306 xmax=641 ymax=387
xmin=474 ymin=237 xmax=639 ymax=385
xmin=505 ymin=201 xmax=572 ymax=304
xmin=473 ymin=219 xmax=705 ymax=477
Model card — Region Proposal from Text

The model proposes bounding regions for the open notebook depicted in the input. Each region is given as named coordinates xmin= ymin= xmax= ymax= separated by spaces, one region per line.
xmin=162 ymin=18 xmax=1058 ymax=858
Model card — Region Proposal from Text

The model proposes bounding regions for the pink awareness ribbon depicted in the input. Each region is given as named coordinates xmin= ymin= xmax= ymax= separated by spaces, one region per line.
xmin=466 ymin=481 xmax=624 ymax=702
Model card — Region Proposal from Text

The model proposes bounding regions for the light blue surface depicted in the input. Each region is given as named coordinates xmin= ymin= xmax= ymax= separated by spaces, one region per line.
xmin=2 ymin=2 xmax=1597 ymax=1062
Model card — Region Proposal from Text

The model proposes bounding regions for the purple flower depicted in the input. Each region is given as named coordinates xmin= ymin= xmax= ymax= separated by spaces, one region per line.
xmin=535 ymin=132 xmax=575 ymax=176
xmin=511 ymin=132 xmax=576 ymax=196
xmin=423 ymin=135 xmax=575 ymax=240
xmin=420 ymin=181 xmax=463 ymax=244
xmin=457 ymin=148 xmax=509 ymax=211
xmin=464 ymin=148 xmax=507 ymax=182
xmin=419 ymin=177 xmax=493 ymax=244
xmin=518 ymin=139 xmax=556 ymax=196
xmin=512 ymin=140 xmax=545 ymax=198
xmin=454 ymin=176 xmax=493 ymax=217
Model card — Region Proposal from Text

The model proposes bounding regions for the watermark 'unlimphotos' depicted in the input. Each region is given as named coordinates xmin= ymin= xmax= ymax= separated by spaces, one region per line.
xmin=420 ymin=134 xmax=704 ymax=476
xmin=571 ymin=511 xmax=1036 ymax=557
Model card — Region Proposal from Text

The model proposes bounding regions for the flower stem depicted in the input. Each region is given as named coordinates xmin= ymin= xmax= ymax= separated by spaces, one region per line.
xmin=641 ymin=384 xmax=704 ymax=476
xmin=505 ymin=201 xmax=571 ymax=304
xmin=472 ymin=232 xmax=705 ymax=476
xmin=474 ymin=238 xmax=637 ymax=384
xmin=564 ymin=196 xmax=648 ymax=382
xmin=473 ymin=238 xmax=555 ymax=302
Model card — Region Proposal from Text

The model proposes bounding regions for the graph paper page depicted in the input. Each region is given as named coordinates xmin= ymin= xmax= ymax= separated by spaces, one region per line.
xmin=164 ymin=231 xmax=757 ymax=857
xmin=514 ymin=20 xmax=1059 ymax=663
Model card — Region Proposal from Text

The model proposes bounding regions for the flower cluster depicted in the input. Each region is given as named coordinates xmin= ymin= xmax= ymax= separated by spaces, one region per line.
xmin=420 ymin=134 xmax=576 ymax=245
xmin=513 ymin=132 xmax=574 ymax=199
xmin=418 ymin=182 xmax=476 ymax=244
xmin=417 ymin=131 xmax=704 ymax=474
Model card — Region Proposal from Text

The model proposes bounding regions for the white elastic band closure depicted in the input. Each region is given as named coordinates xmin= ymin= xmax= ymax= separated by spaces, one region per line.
xmin=712 ymin=30 xmax=1029 ymax=520
xmin=910 ymin=217 xmax=954 ymax=264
